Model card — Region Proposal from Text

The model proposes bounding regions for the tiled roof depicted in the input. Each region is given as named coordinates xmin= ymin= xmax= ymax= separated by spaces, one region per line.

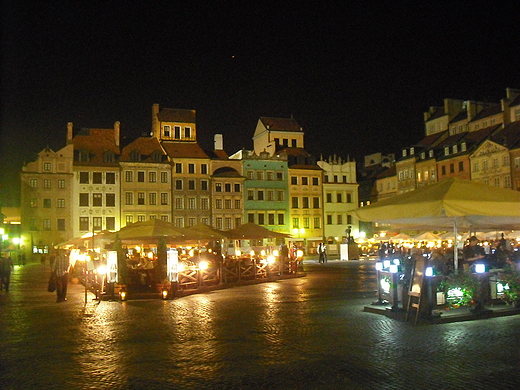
xmin=491 ymin=121 xmax=520 ymax=149
xmin=509 ymin=94 xmax=520 ymax=107
xmin=161 ymin=141 xmax=209 ymax=159
xmin=73 ymin=128 xmax=120 ymax=166
xmin=415 ymin=131 xmax=447 ymax=148
xmin=425 ymin=107 xmax=445 ymax=122
xmin=205 ymin=149 xmax=229 ymax=159
xmin=260 ymin=117 xmax=302 ymax=132
xmin=120 ymin=137 xmax=166 ymax=162
xmin=469 ymin=103 xmax=502 ymax=122
xmin=450 ymin=110 xmax=467 ymax=123
xmin=211 ymin=167 xmax=242 ymax=177
xmin=157 ymin=108 xmax=196 ymax=123
xmin=377 ymin=165 xmax=396 ymax=179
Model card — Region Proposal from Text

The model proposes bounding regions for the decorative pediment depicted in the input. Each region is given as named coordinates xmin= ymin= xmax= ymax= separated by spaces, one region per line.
xmin=471 ymin=140 xmax=506 ymax=158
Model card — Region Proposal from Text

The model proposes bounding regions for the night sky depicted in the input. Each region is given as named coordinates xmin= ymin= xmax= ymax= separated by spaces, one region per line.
xmin=1 ymin=1 xmax=519 ymax=206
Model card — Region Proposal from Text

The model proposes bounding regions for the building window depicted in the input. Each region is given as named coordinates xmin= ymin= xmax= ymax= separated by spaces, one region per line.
xmin=125 ymin=171 xmax=133 ymax=182
xmin=313 ymin=197 xmax=320 ymax=209
xmin=137 ymin=192 xmax=145 ymax=205
xmin=175 ymin=180 xmax=183 ymax=190
xmin=149 ymin=193 xmax=157 ymax=205
xmin=57 ymin=198 xmax=65 ymax=208
xmin=125 ymin=215 xmax=134 ymax=224
xmin=303 ymin=217 xmax=310 ymax=229
xmin=43 ymin=198 xmax=51 ymax=208
xmin=175 ymin=217 xmax=184 ymax=227
xmin=302 ymin=197 xmax=309 ymax=208
xmin=184 ymin=127 xmax=191 ymax=138
xmin=257 ymin=190 xmax=264 ymax=200
xmin=137 ymin=215 xmax=146 ymax=222
xmin=215 ymin=199 xmax=222 ymax=209
xmin=43 ymin=219 xmax=51 ymax=231
xmin=235 ymin=199 xmax=241 ymax=209
xmin=188 ymin=198 xmax=196 ymax=209
xmin=256 ymin=171 xmax=264 ymax=180
xmin=125 ymin=192 xmax=133 ymax=205
xmin=314 ymin=217 xmax=321 ymax=229
xmin=58 ymin=179 xmax=65 ymax=189
xmin=276 ymin=172 xmax=283 ymax=181
xmin=30 ymin=198 xmax=37 ymax=207
xmin=57 ymin=219 xmax=65 ymax=231
xmin=201 ymin=180 xmax=208 ymax=191
xmin=79 ymin=193 xmax=89 ymax=206
xmin=161 ymin=172 xmax=169 ymax=183
xmin=93 ymin=217 xmax=102 ymax=230
xmin=505 ymin=175 xmax=512 ymax=188
xmin=258 ymin=214 xmax=265 ymax=225
xmin=175 ymin=163 xmax=182 ymax=174
xmin=149 ymin=171 xmax=157 ymax=183
xmin=302 ymin=177 xmax=308 ymax=185
xmin=161 ymin=193 xmax=169 ymax=205
xmin=80 ymin=172 xmax=89 ymax=184
xmin=43 ymin=162 xmax=51 ymax=171
xmin=104 ymin=193 xmax=115 ymax=207
xmin=106 ymin=217 xmax=115 ymax=230
xmin=174 ymin=126 xmax=181 ymax=139
xmin=188 ymin=164 xmax=195 ymax=174
xmin=137 ymin=171 xmax=144 ymax=182
xmin=458 ymin=161 xmax=464 ymax=171
xmin=292 ymin=197 xmax=299 ymax=208
xmin=106 ymin=172 xmax=115 ymax=184
xmin=93 ymin=172 xmax=102 ymax=184
xmin=247 ymin=190 xmax=254 ymax=200
xmin=29 ymin=218 xmax=38 ymax=231
xmin=201 ymin=164 xmax=208 ymax=174
xmin=337 ymin=214 xmax=343 ymax=225
xmin=79 ymin=217 xmax=89 ymax=231
xmin=163 ymin=125 xmax=171 ymax=137
xmin=292 ymin=218 xmax=299 ymax=229
xmin=201 ymin=198 xmax=209 ymax=209
xmin=313 ymin=177 xmax=319 ymax=185
xmin=277 ymin=190 xmax=284 ymax=201
xmin=266 ymin=171 xmax=274 ymax=181
xmin=326 ymin=193 xmax=332 ymax=203
xmin=175 ymin=198 xmax=184 ymax=209
xmin=44 ymin=179 xmax=51 ymax=188
xmin=93 ymin=193 xmax=102 ymax=207
xmin=215 ymin=183 xmax=222 ymax=192
xmin=215 ymin=217 xmax=222 ymax=230
xmin=247 ymin=213 xmax=255 ymax=223
xmin=327 ymin=215 xmax=333 ymax=224
xmin=267 ymin=190 xmax=274 ymax=201
xmin=224 ymin=199 xmax=231 ymax=209
xmin=441 ymin=166 xmax=446 ymax=175
xmin=278 ymin=214 xmax=285 ymax=225
xmin=291 ymin=177 xmax=297 ymax=185
xmin=188 ymin=217 xmax=196 ymax=227
xmin=337 ymin=193 xmax=343 ymax=203
xmin=268 ymin=213 xmax=275 ymax=225
xmin=188 ymin=180 xmax=195 ymax=190
xmin=225 ymin=183 xmax=231 ymax=192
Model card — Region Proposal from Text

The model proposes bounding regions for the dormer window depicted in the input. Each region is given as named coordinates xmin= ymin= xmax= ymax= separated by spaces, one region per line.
xmin=130 ymin=150 xmax=141 ymax=162
xmin=103 ymin=151 xmax=115 ymax=163
xmin=151 ymin=150 xmax=162 ymax=162
xmin=461 ymin=142 xmax=467 ymax=152
xmin=420 ymin=152 xmax=425 ymax=159
xmin=164 ymin=125 xmax=171 ymax=137
xmin=452 ymin=145 xmax=458 ymax=154
xmin=444 ymin=147 xmax=449 ymax=156
xmin=184 ymin=127 xmax=191 ymax=138
xmin=429 ymin=150 xmax=434 ymax=158
xmin=174 ymin=126 xmax=181 ymax=139
xmin=78 ymin=149 xmax=90 ymax=162
xmin=410 ymin=147 xmax=415 ymax=155
xmin=402 ymin=149 xmax=407 ymax=157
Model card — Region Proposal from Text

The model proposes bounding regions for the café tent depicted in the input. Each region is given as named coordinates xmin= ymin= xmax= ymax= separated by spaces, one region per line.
xmin=352 ymin=177 xmax=520 ymax=269
xmin=186 ymin=223 xmax=229 ymax=240
xmin=413 ymin=232 xmax=441 ymax=241
xmin=107 ymin=219 xmax=196 ymax=242
xmin=226 ymin=223 xmax=291 ymax=240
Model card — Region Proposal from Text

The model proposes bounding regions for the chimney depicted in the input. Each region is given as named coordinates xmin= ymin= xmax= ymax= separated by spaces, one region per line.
xmin=467 ymin=101 xmax=477 ymax=121
xmin=114 ymin=121 xmax=120 ymax=147
xmin=214 ymin=134 xmax=223 ymax=150
xmin=151 ymin=103 xmax=160 ymax=138
xmin=67 ymin=122 xmax=73 ymax=144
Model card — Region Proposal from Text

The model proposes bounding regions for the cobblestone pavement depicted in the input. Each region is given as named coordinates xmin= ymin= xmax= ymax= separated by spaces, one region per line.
xmin=1 ymin=260 xmax=519 ymax=390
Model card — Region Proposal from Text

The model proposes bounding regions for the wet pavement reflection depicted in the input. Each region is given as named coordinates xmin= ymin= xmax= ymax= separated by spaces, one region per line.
xmin=1 ymin=260 xmax=519 ymax=389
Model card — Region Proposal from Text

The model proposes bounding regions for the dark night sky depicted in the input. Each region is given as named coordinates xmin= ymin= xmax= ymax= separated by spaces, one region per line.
xmin=1 ymin=1 xmax=519 ymax=206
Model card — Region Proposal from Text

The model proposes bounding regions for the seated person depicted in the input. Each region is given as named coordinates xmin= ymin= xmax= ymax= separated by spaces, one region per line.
xmin=462 ymin=236 xmax=485 ymax=272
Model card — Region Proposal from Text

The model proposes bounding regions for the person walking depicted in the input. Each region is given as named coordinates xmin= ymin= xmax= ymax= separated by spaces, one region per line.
xmin=52 ymin=250 xmax=71 ymax=302
xmin=0 ymin=253 xmax=15 ymax=292
xmin=318 ymin=243 xmax=325 ymax=263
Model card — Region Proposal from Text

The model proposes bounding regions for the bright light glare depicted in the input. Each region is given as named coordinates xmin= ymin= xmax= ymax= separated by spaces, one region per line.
xmin=199 ymin=260 xmax=209 ymax=270
xmin=97 ymin=266 xmax=108 ymax=275
xmin=267 ymin=255 xmax=276 ymax=264
xmin=425 ymin=267 xmax=433 ymax=277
